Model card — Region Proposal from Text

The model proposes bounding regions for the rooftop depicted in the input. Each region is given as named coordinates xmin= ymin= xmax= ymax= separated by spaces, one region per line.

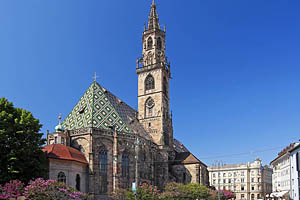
xmin=42 ymin=144 xmax=88 ymax=165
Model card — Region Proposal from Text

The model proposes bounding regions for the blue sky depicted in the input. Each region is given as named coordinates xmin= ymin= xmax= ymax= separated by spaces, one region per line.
xmin=0 ymin=0 xmax=300 ymax=166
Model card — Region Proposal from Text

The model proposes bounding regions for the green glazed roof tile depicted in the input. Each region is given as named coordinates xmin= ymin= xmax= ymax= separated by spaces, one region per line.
xmin=62 ymin=82 xmax=133 ymax=134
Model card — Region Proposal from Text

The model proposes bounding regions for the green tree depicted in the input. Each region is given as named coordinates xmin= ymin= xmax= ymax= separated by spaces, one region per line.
xmin=183 ymin=183 xmax=212 ymax=199
xmin=0 ymin=97 xmax=46 ymax=184
xmin=160 ymin=182 xmax=213 ymax=200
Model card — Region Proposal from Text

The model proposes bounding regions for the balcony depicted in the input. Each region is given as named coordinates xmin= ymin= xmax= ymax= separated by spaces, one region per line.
xmin=136 ymin=59 xmax=170 ymax=75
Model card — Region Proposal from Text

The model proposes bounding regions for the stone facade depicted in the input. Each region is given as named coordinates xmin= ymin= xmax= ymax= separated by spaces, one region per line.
xmin=47 ymin=125 xmax=178 ymax=199
xmin=45 ymin=2 xmax=208 ymax=199
xmin=171 ymin=151 xmax=209 ymax=186
xmin=208 ymin=159 xmax=272 ymax=200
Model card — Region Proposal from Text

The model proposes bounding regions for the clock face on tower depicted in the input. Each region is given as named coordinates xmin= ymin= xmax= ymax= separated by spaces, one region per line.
xmin=146 ymin=98 xmax=155 ymax=108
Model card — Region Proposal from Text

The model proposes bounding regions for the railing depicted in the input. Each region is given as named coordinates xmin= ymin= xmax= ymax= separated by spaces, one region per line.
xmin=136 ymin=60 xmax=170 ymax=74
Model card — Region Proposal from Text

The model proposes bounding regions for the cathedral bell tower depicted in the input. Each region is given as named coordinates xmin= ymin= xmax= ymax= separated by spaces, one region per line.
xmin=136 ymin=1 xmax=173 ymax=148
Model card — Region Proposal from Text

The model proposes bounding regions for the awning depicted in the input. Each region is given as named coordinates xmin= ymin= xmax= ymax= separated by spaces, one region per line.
xmin=270 ymin=191 xmax=289 ymax=198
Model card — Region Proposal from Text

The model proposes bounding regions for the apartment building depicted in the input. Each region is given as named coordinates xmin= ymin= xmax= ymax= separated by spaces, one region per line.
xmin=289 ymin=143 xmax=300 ymax=200
xmin=208 ymin=159 xmax=272 ymax=200
xmin=270 ymin=143 xmax=296 ymax=199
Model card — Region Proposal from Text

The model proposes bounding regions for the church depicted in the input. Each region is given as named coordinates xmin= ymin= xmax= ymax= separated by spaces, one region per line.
xmin=43 ymin=2 xmax=208 ymax=199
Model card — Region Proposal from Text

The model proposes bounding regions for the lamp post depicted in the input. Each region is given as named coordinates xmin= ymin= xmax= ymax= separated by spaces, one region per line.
xmin=215 ymin=160 xmax=223 ymax=200
xmin=233 ymin=175 xmax=236 ymax=200
xmin=109 ymin=125 xmax=118 ymax=194
xmin=112 ymin=126 xmax=118 ymax=193
xmin=134 ymin=136 xmax=139 ymax=200
xmin=133 ymin=135 xmax=145 ymax=200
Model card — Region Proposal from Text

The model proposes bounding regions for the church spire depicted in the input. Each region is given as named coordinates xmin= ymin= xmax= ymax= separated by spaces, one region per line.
xmin=148 ymin=0 xmax=160 ymax=30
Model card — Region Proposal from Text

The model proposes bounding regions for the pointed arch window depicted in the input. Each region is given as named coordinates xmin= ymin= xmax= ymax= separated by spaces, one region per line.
xmin=58 ymin=172 xmax=66 ymax=183
xmin=122 ymin=151 xmax=130 ymax=178
xmin=157 ymin=37 xmax=162 ymax=50
xmin=76 ymin=174 xmax=81 ymax=191
xmin=122 ymin=150 xmax=130 ymax=188
xmin=147 ymin=37 xmax=153 ymax=49
xmin=99 ymin=146 xmax=108 ymax=194
xmin=145 ymin=74 xmax=155 ymax=90
xmin=139 ymin=150 xmax=147 ymax=179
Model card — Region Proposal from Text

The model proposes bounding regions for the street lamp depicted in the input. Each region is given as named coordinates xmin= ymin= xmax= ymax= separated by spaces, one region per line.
xmin=134 ymin=137 xmax=139 ymax=200
xmin=132 ymin=135 xmax=145 ymax=200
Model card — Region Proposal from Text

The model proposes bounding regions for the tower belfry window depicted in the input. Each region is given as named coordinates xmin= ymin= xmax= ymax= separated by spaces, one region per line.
xmin=163 ymin=77 xmax=168 ymax=94
xmin=157 ymin=37 xmax=162 ymax=50
xmin=145 ymin=75 xmax=155 ymax=90
xmin=149 ymin=107 xmax=152 ymax=115
xmin=147 ymin=37 xmax=153 ymax=49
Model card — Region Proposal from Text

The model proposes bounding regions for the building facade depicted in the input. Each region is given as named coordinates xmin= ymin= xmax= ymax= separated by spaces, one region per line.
xmin=289 ymin=143 xmax=300 ymax=200
xmin=208 ymin=159 xmax=272 ymax=200
xmin=42 ymin=144 xmax=89 ymax=193
xmin=43 ymin=2 xmax=208 ymax=199
xmin=269 ymin=143 xmax=296 ymax=199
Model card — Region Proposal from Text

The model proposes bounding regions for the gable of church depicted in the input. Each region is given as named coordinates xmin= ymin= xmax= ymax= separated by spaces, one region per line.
xmin=175 ymin=152 xmax=202 ymax=165
xmin=183 ymin=154 xmax=201 ymax=164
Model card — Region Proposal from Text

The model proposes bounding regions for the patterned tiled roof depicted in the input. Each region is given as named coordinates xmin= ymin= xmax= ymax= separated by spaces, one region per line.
xmin=42 ymin=144 xmax=88 ymax=164
xmin=62 ymin=82 xmax=150 ymax=138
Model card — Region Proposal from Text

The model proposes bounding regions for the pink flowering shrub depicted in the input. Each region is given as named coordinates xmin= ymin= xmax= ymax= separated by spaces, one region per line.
xmin=24 ymin=178 xmax=89 ymax=200
xmin=109 ymin=188 xmax=135 ymax=200
xmin=220 ymin=190 xmax=235 ymax=199
xmin=159 ymin=182 xmax=185 ymax=200
xmin=0 ymin=180 xmax=24 ymax=199
xmin=209 ymin=189 xmax=235 ymax=200
xmin=137 ymin=183 xmax=159 ymax=200
xmin=209 ymin=189 xmax=218 ymax=200
xmin=0 ymin=178 xmax=89 ymax=200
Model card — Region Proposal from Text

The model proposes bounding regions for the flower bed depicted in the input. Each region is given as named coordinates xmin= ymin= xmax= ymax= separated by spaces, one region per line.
xmin=0 ymin=178 xmax=89 ymax=200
